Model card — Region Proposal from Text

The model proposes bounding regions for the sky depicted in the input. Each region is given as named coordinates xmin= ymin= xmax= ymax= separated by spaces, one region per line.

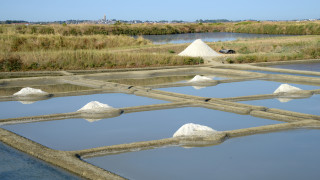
xmin=1 ymin=0 xmax=319 ymax=22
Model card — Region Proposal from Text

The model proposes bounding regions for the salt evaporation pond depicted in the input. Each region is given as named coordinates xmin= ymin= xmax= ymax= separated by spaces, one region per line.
xmin=246 ymin=70 xmax=320 ymax=78
xmin=0 ymin=142 xmax=79 ymax=180
xmin=0 ymin=93 xmax=167 ymax=119
xmin=269 ymin=62 xmax=320 ymax=72
xmin=2 ymin=107 xmax=280 ymax=151
xmin=140 ymin=32 xmax=290 ymax=44
xmin=102 ymin=74 xmax=228 ymax=86
xmin=107 ymin=75 xmax=195 ymax=86
xmin=243 ymin=94 xmax=320 ymax=116
xmin=158 ymin=80 xmax=319 ymax=98
xmin=86 ymin=129 xmax=320 ymax=180
xmin=0 ymin=84 xmax=92 ymax=96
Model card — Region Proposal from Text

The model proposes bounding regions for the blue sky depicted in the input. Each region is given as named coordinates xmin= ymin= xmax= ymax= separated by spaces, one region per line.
xmin=1 ymin=0 xmax=319 ymax=21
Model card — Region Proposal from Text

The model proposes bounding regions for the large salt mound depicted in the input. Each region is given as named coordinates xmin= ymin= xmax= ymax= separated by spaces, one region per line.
xmin=173 ymin=123 xmax=218 ymax=137
xmin=273 ymin=84 xmax=302 ymax=94
xmin=188 ymin=75 xmax=212 ymax=82
xmin=77 ymin=101 xmax=114 ymax=112
xmin=13 ymin=87 xmax=47 ymax=96
xmin=178 ymin=39 xmax=221 ymax=57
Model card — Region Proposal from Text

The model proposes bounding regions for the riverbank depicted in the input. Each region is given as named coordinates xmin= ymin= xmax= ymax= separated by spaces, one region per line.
xmin=1 ymin=21 xmax=320 ymax=36
xmin=0 ymin=22 xmax=320 ymax=71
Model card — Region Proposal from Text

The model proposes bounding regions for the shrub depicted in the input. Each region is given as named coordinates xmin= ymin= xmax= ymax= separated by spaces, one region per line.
xmin=168 ymin=50 xmax=175 ymax=54
xmin=0 ymin=55 xmax=23 ymax=71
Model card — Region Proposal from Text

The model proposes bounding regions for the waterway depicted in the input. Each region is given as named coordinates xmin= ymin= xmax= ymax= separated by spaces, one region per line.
xmin=141 ymin=32 xmax=290 ymax=44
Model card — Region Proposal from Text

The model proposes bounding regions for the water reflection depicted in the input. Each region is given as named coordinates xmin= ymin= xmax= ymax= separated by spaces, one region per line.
xmin=86 ymin=129 xmax=320 ymax=180
xmin=0 ymin=84 xmax=92 ymax=96
xmin=159 ymin=80 xmax=319 ymax=98
xmin=0 ymin=93 xmax=167 ymax=119
xmin=3 ymin=107 xmax=279 ymax=151
xmin=108 ymin=75 xmax=195 ymax=86
xmin=243 ymin=94 xmax=320 ymax=116
xmin=0 ymin=142 xmax=79 ymax=180
xmin=270 ymin=62 xmax=320 ymax=72
xmin=140 ymin=32 xmax=290 ymax=44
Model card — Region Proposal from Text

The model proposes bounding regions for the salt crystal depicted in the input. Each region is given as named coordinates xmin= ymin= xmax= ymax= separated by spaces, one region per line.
xmin=273 ymin=84 xmax=302 ymax=94
xmin=13 ymin=87 xmax=47 ymax=96
xmin=178 ymin=39 xmax=221 ymax=57
xmin=77 ymin=101 xmax=113 ymax=112
xmin=173 ymin=123 xmax=218 ymax=137
xmin=188 ymin=75 xmax=212 ymax=82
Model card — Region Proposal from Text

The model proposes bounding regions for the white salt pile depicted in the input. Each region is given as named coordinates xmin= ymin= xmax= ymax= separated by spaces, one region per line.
xmin=178 ymin=39 xmax=221 ymax=57
xmin=188 ymin=75 xmax=212 ymax=82
xmin=173 ymin=123 xmax=218 ymax=138
xmin=273 ymin=84 xmax=302 ymax=94
xmin=13 ymin=87 xmax=47 ymax=96
xmin=77 ymin=101 xmax=114 ymax=112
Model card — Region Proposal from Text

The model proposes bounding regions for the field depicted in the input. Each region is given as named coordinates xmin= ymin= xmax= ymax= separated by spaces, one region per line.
xmin=0 ymin=21 xmax=319 ymax=71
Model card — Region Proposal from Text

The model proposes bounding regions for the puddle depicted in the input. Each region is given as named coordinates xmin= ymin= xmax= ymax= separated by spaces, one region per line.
xmin=269 ymin=63 xmax=320 ymax=72
xmin=86 ymin=129 xmax=320 ymax=180
xmin=0 ymin=142 xmax=80 ymax=180
xmin=2 ymin=107 xmax=280 ymax=151
xmin=0 ymin=84 xmax=92 ymax=96
xmin=158 ymin=80 xmax=319 ymax=98
xmin=242 ymin=94 xmax=320 ymax=116
xmin=0 ymin=93 xmax=167 ymax=119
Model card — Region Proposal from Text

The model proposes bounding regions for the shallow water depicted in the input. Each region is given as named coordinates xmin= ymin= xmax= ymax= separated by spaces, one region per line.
xmin=0 ymin=142 xmax=80 ymax=180
xmin=247 ymin=70 xmax=320 ymax=78
xmin=104 ymin=74 xmax=228 ymax=86
xmin=140 ymin=32 xmax=290 ymax=44
xmin=86 ymin=129 xmax=320 ymax=180
xmin=107 ymin=75 xmax=195 ymax=86
xmin=269 ymin=63 xmax=320 ymax=72
xmin=3 ymin=107 xmax=280 ymax=151
xmin=242 ymin=94 xmax=320 ymax=116
xmin=0 ymin=93 xmax=167 ymax=119
xmin=159 ymin=80 xmax=319 ymax=98
xmin=0 ymin=84 xmax=92 ymax=96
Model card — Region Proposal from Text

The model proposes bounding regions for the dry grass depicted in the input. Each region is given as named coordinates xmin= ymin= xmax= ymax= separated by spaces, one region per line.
xmin=1 ymin=21 xmax=320 ymax=36
xmin=0 ymin=34 xmax=150 ymax=52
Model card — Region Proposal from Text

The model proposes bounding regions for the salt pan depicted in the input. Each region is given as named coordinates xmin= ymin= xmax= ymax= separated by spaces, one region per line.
xmin=13 ymin=87 xmax=47 ymax=96
xmin=173 ymin=123 xmax=218 ymax=137
xmin=77 ymin=101 xmax=114 ymax=112
xmin=178 ymin=39 xmax=221 ymax=57
xmin=273 ymin=84 xmax=302 ymax=94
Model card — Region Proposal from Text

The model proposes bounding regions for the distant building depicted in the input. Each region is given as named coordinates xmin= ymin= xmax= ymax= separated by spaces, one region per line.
xmin=103 ymin=14 xmax=106 ymax=21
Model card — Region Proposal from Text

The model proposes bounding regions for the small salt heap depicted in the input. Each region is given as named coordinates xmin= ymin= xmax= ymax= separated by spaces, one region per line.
xmin=188 ymin=75 xmax=212 ymax=83
xmin=77 ymin=101 xmax=114 ymax=112
xmin=273 ymin=84 xmax=302 ymax=94
xmin=178 ymin=39 xmax=221 ymax=57
xmin=173 ymin=123 xmax=218 ymax=138
xmin=13 ymin=87 xmax=47 ymax=96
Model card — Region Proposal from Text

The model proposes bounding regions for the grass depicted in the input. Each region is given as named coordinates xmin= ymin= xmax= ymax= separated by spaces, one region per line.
xmin=0 ymin=50 xmax=203 ymax=71
xmin=0 ymin=22 xmax=319 ymax=71
xmin=0 ymin=32 xmax=203 ymax=71
xmin=1 ymin=21 xmax=320 ymax=36
xmin=0 ymin=34 xmax=150 ymax=52
xmin=128 ymin=35 xmax=320 ymax=64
